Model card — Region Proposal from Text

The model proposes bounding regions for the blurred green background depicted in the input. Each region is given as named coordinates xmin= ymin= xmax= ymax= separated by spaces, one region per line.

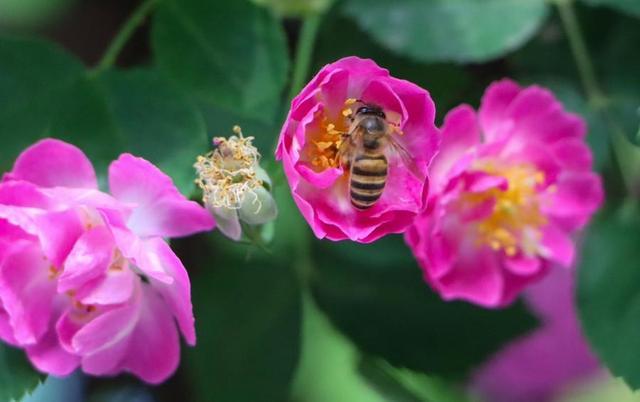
xmin=1 ymin=0 xmax=640 ymax=401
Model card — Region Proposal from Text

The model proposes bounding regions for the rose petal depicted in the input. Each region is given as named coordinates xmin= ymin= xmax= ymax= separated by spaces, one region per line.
xmin=121 ymin=285 xmax=180 ymax=384
xmin=0 ymin=241 xmax=56 ymax=345
xmin=59 ymin=226 xmax=114 ymax=293
xmin=5 ymin=138 xmax=97 ymax=189
xmin=108 ymin=154 xmax=214 ymax=238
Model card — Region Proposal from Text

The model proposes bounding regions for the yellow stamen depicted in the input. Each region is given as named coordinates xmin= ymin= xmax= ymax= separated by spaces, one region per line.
xmin=459 ymin=161 xmax=548 ymax=257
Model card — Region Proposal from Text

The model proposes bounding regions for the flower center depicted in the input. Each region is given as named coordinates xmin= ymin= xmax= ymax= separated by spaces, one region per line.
xmin=305 ymin=99 xmax=356 ymax=170
xmin=460 ymin=161 xmax=549 ymax=257
xmin=194 ymin=126 xmax=263 ymax=210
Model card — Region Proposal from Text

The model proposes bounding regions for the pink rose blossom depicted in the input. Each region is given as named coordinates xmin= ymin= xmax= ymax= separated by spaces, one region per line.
xmin=276 ymin=57 xmax=440 ymax=243
xmin=405 ymin=79 xmax=603 ymax=307
xmin=471 ymin=268 xmax=602 ymax=402
xmin=0 ymin=139 xmax=214 ymax=383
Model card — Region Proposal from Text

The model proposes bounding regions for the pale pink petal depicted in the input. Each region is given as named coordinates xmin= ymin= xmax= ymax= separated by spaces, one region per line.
xmin=59 ymin=226 xmax=114 ymax=293
xmin=71 ymin=300 xmax=139 ymax=357
xmin=0 ymin=241 xmax=56 ymax=345
xmin=145 ymin=238 xmax=195 ymax=345
xmin=545 ymin=172 xmax=604 ymax=220
xmin=552 ymin=138 xmax=593 ymax=171
xmin=387 ymin=76 xmax=439 ymax=166
xmin=32 ymin=210 xmax=84 ymax=269
xmin=121 ymin=285 xmax=180 ymax=384
xmin=77 ymin=267 xmax=136 ymax=306
xmin=26 ymin=324 xmax=80 ymax=376
xmin=504 ymin=86 xmax=586 ymax=146
xmin=56 ymin=310 xmax=83 ymax=355
xmin=108 ymin=154 xmax=214 ymax=238
xmin=431 ymin=105 xmax=480 ymax=189
xmin=5 ymin=138 xmax=97 ymax=189
xmin=504 ymin=255 xmax=542 ymax=275
xmin=436 ymin=243 xmax=505 ymax=308
xmin=0 ymin=180 xmax=52 ymax=209
xmin=0 ymin=304 xmax=18 ymax=346
xmin=99 ymin=211 xmax=173 ymax=284
xmin=479 ymin=79 xmax=521 ymax=141
xmin=540 ymin=224 xmax=575 ymax=268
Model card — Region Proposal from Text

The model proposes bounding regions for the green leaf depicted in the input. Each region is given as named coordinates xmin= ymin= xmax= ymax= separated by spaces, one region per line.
xmin=340 ymin=0 xmax=549 ymax=63
xmin=0 ymin=0 xmax=73 ymax=27
xmin=251 ymin=0 xmax=333 ymax=17
xmin=0 ymin=37 xmax=84 ymax=172
xmin=582 ymin=0 xmax=640 ymax=18
xmin=177 ymin=235 xmax=302 ymax=402
xmin=291 ymin=294 xmax=388 ymax=402
xmin=94 ymin=69 xmax=208 ymax=194
xmin=577 ymin=209 xmax=640 ymax=390
xmin=152 ymin=0 xmax=289 ymax=123
xmin=0 ymin=344 xmax=44 ymax=402
xmin=358 ymin=358 xmax=470 ymax=402
xmin=311 ymin=236 xmax=538 ymax=378
xmin=598 ymin=19 xmax=640 ymax=146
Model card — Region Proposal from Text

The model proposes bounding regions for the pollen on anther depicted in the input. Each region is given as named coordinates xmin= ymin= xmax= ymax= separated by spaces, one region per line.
xmin=194 ymin=126 xmax=264 ymax=212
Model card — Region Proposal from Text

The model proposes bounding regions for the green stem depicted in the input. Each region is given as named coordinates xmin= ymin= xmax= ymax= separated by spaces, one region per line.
xmin=92 ymin=0 xmax=158 ymax=74
xmin=287 ymin=14 xmax=322 ymax=101
xmin=555 ymin=0 xmax=640 ymax=195
xmin=555 ymin=0 xmax=606 ymax=109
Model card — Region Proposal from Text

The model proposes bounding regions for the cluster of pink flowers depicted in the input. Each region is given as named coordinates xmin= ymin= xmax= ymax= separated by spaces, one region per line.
xmin=0 ymin=139 xmax=214 ymax=383
xmin=0 ymin=56 xmax=605 ymax=386
xmin=278 ymin=57 xmax=603 ymax=308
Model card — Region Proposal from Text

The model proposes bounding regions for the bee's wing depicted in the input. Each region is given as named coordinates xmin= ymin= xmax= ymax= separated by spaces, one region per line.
xmin=387 ymin=134 xmax=425 ymax=182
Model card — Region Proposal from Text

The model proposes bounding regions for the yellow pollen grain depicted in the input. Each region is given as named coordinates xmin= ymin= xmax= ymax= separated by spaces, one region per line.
xmin=344 ymin=98 xmax=357 ymax=105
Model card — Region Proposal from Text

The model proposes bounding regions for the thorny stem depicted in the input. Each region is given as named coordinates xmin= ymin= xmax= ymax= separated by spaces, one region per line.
xmin=92 ymin=0 xmax=158 ymax=74
xmin=555 ymin=0 xmax=640 ymax=195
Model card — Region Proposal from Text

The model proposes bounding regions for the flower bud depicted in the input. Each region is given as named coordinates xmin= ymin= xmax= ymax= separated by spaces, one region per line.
xmin=195 ymin=126 xmax=277 ymax=241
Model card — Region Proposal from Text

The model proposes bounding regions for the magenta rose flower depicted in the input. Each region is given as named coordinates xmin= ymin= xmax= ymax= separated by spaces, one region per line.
xmin=405 ymin=79 xmax=603 ymax=307
xmin=276 ymin=57 xmax=440 ymax=243
xmin=470 ymin=268 xmax=602 ymax=402
xmin=0 ymin=139 xmax=214 ymax=383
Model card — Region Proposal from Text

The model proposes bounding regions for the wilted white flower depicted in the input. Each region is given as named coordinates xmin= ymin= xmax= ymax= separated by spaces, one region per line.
xmin=195 ymin=126 xmax=277 ymax=240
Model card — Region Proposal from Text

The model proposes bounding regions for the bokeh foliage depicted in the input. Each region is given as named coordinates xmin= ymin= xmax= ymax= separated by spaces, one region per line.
xmin=1 ymin=0 xmax=640 ymax=401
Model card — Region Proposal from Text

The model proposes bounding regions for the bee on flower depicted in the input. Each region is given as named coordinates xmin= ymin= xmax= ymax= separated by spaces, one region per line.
xmin=276 ymin=57 xmax=440 ymax=243
xmin=195 ymin=126 xmax=277 ymax=241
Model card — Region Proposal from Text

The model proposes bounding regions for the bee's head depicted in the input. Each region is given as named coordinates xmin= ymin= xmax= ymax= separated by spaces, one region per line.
xmin=355 ymin=104 xmax=386 ymax=119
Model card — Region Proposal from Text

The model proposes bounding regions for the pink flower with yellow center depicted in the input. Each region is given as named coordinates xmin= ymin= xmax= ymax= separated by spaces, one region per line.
xmin=405 ymin=79 xmax=604 ymax=307
xmin=276 ymin=57 xmax=440 ymax=243
xmin=0 ymin=139 xmax=214 ymax=383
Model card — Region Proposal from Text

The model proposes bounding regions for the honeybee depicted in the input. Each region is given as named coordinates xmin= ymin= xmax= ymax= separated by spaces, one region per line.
xmin=338 ymin=102 xmax=424 ymax=209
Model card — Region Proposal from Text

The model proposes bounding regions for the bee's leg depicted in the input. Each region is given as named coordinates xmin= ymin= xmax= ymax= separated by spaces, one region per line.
xmin=337 ymin=138 xmax=352 ymax=169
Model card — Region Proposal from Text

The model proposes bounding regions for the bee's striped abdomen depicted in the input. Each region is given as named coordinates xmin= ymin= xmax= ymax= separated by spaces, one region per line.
xmin=350 ymin=152 xmax=387 ymax=209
